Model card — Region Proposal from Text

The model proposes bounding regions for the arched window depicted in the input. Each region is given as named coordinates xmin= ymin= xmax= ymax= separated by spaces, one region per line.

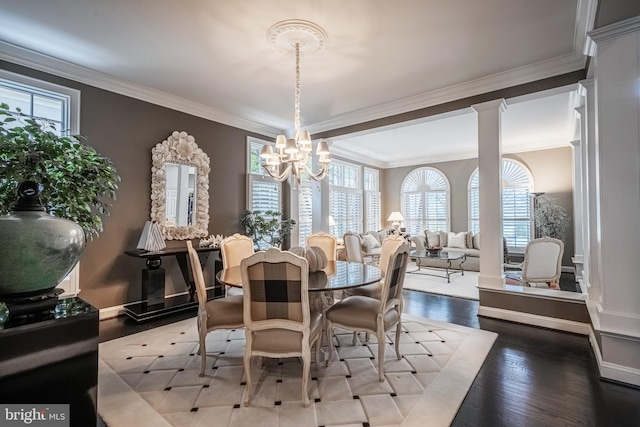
xmin=401 ymin=167 xmax=450 ymax=236
xmin=468 ymin=159 xmax=534 ymax=250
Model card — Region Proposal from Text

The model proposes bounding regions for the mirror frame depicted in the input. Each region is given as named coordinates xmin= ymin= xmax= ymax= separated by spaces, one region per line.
xmin=150 ymin=131 xmax=210 ymax=240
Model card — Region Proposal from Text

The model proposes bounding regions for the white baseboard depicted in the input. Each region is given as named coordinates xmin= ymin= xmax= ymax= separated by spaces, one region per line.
xmin=99 ymin=304 xmax=126 ymax=320
xmin=589 ymin=327 xmax=640 ymax=387
xmin=478 ymin=305 xmax=591 ymax=335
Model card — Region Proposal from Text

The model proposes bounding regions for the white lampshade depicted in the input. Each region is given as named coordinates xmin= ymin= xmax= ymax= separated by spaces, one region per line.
xmin=328 ymin=215 xmax=336 ymax=226
xmin=316 ymin=140 xmax=330 ymax=155
xmin=260 ymin=144 xmax=273 ymax=158
xmin=298 ymin=130 xmax=311 ymax=144
xmin=284 ymin=138 xmax=299 ymax=154
xmin=275 ymin=134 xmax=287 ymax=149
xmin=387 ymin=211 xmax=405 ymax=222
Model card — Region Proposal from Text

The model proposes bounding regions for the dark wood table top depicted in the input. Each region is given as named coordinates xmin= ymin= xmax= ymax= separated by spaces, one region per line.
xmin=217 ymin=260 xmax=382 ymax=292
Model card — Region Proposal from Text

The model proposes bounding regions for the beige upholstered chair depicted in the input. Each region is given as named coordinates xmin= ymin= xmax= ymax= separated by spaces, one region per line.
xmin=220 ymin=233 xmax=255 ymax=295
xmin=240 ymin=247 xmax=322 ymax=407
xmin=186 ymin=241 xmax=244 ymax=376
xmin=325 ymin=243 xmax=410 ymax=381
xmin=342 ymin=231 xmax=365 ymax=263
xmin=306 ymin=232 xmax=337 ymax=262
xmin=506 ymin=237 xmax=564 ymax=288
xmin=346 ymin=233 xmax=406 ymax=299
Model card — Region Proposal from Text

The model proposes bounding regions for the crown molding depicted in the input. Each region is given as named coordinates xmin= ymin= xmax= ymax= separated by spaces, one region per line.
xmin=588 ymin=15 xmax=640 ymax=44
xmin=332 ymin=138 xmax=571 ymax=170
xmin=0 ymin=41 xmax=281 ymax=138
xmin=305 ymin=53 xmax=585 ymax=135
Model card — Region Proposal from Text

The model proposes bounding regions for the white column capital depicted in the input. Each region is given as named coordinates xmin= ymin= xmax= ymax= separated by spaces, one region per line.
xmin=471 ymin=98 xmax=507 ymax=114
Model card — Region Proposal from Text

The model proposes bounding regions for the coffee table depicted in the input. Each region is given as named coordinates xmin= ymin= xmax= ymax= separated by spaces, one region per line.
xmin=409 ymin=250 xmax=467 ymax=283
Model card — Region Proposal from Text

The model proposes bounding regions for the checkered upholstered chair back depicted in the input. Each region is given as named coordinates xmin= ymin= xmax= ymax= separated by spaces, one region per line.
xmin=243 ymin=254 xmax=309 ymax=322
xmin=221 ymin=233 xmax=255 ymax=268
xmin=380 ymin=243 xmax=411 ymax=307
xmin=306 ymin=232 xmax=338 ymax=262
xmin=240 ymin=247 xmax=322 ymax=407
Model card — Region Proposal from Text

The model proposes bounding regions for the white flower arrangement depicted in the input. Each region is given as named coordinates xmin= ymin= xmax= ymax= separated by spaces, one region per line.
xmin=199 ymin=234 xmax=226 ymax=248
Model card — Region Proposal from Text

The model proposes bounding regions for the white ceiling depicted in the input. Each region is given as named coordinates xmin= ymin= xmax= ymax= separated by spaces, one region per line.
xmin=0 ymin=0 xmax=594 ymax=168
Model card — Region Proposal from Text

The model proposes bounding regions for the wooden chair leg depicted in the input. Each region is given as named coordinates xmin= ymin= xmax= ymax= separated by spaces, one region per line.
xmin=325 ymin=322 xmax=334 ymax=367
xmin=394 ymin=321 xmax=402 ymax=360
xmin=243 ymin=346 xmax=253 ymax=406
xmin=302 ymin=348 xmax=311 ymax=407
xmin=377 ymin=328 xmax=386 ymax=382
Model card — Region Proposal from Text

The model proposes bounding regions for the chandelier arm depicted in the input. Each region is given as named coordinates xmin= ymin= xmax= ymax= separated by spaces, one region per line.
xmin=263 ymin=164 xmax=292 ymax=182
xmin=301 ymin=163 xmax=329 ymax=182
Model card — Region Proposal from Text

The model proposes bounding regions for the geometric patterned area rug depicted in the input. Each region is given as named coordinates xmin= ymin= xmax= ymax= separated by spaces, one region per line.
xmin=403 ymin=265 xmax=480 ymax=301
xmin=98 ymin=314 xmax=496 ymax=427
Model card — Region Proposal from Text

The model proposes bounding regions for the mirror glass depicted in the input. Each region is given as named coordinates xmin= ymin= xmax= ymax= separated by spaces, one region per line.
xmin=165 ymin=163 xmax=197 ymax=226
xmin=150 ymin=131 xmax=210 ymax=240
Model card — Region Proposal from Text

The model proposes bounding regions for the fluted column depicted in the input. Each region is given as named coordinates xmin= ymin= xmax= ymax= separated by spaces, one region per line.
xmin=472 ymin=99 xmax=507 ymax=289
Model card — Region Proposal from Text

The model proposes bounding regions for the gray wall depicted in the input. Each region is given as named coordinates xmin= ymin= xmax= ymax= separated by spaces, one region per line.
xmin=382 ymin=147 xmax=575 ymax=266
xmin=1 ymin=60 xmax=267 ymax=310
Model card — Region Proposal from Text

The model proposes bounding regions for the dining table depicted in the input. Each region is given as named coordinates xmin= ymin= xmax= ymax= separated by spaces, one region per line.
xmin=216 ymin=260 xmax=382 ymax=292
xmin=216 ymin=260 xmax=382 ymax=312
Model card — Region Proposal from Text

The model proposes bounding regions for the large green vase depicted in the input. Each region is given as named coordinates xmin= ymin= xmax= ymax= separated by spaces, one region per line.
xmin=0 ymin=181 xmax=85 ymax=299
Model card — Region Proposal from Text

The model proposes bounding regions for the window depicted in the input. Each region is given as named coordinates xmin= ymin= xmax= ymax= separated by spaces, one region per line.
xmin=401 ymin=167 xmax=450 ymax=236
xmin=329 ymin=160 xmax=363 ymax=238
xmin=0 ymin=70 xmax=81 ymax=296
xmin=364 ymin=168 xmax=381 ymax=232
xmin=468 ymin=159 xmax=533 ymax=250
xmin=247 ymin=137 xmax=282 ymax=215
xmin=297 ymin=180 xmax=313 ymax=246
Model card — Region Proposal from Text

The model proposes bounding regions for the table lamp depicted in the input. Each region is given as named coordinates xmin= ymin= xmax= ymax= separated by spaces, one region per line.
xmin=387 ymin=211 xmax=404 ymax=230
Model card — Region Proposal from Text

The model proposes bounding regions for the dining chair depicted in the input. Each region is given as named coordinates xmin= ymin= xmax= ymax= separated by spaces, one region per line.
xmin=345 ymin=233 xmax=406 ymax=299
xmin=220 ymin=233 xmax=255 ymax=295
xmin=325 ymin=243 xmax=410 ymax=381
xmin=185 ymin=241 xmax=244 ymax=376
xmin=240 ymin=247 xmax=322 ymax=407
xmin=506 ymin=237 xmax=564 ymax=288
xmin=306 ymin=232 xmax=338 ymax=262
xmin=342 ymin=231 xmax=365 ymax=263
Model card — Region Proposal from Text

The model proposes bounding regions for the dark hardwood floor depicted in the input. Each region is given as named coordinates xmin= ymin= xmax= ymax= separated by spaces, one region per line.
xmin=99 ymin=289 xmax=640 ymax=427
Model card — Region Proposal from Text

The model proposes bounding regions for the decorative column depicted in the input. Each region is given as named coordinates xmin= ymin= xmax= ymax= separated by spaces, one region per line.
xmin=569 ymin=133 xmax=584 ymax=281
xmin=472 ymin=99 xmax=507 ymax=289
xmin=587 ymin=16 xmax=640 ymax=386
xmin=581 ymin=78 xmax=599 ymax=301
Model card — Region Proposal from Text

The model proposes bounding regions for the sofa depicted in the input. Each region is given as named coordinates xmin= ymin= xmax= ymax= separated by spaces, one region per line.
xmin=354 ymin=229 xmax=411 ymax=258
xmin=411 ymin=230 xmax=481 ymax=271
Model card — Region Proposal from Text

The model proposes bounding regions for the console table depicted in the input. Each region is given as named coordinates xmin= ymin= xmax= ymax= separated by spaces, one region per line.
xmin=0 ymin=297 xmax=99 ymax=427
xmin=123 ymin=246 xmax=223 ymax=321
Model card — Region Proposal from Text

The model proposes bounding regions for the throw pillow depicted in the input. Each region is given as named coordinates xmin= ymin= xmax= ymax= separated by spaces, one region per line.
xmin=362 ymin=233 xmax=381 ymax=251
xmin=447 ymin=231 xmax=467 ymax=249
xmin=425 ymin=230 xmax=440 ymax=247
xmin=466 ymin=231 xmax=474 ymax=249
xmin=473 ymin=233 xmax=481 ymax=249
xmin=439 ymin=231 xmax=448 ymax=247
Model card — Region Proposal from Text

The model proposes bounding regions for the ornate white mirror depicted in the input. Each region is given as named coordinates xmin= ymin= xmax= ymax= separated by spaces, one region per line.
xmin=150 ymin=131 xmax=210 ymax=240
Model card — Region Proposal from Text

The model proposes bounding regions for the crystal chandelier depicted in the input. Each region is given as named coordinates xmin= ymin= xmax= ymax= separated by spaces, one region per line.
xmin=260 ymin=20 xmax=331 ymax=184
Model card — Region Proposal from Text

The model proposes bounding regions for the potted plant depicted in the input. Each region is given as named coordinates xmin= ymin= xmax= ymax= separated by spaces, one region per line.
xmin=0 ymin=103 xmax=120 ymax=239
xmin=240 ymin=209 xmax=296 ymax=249
xmin=534 ymin=194 xmax=570 ymax=242
xmin=0 ymin=103 xmax=120 ymax=301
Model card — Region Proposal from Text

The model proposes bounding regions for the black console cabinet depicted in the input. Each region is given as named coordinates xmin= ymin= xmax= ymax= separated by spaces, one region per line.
xmin=123 ymin=246 xmax=224 ymax=321
xmin=0 ymin=298 xmax=99 ymax=427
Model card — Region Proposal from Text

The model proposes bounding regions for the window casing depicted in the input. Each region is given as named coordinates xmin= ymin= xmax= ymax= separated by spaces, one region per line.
xmin=329 ymin=160 xmax=363 ymax=238
xmin=401 ymin=167 xmax=450 ymax=235
xmin=468 ymin=159 xmax=534 ymax=251
xmin=364 ymin=168 xmax=381 ymax=232
xmin=0 ymin=70 xmax=81 ymax=296
xmin=247 ymin=137 xmax=282 ymax=219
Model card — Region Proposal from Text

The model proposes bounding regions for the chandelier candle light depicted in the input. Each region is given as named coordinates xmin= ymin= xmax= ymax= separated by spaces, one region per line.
xmin=260 ymin=20 xmax=331 ymax=184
